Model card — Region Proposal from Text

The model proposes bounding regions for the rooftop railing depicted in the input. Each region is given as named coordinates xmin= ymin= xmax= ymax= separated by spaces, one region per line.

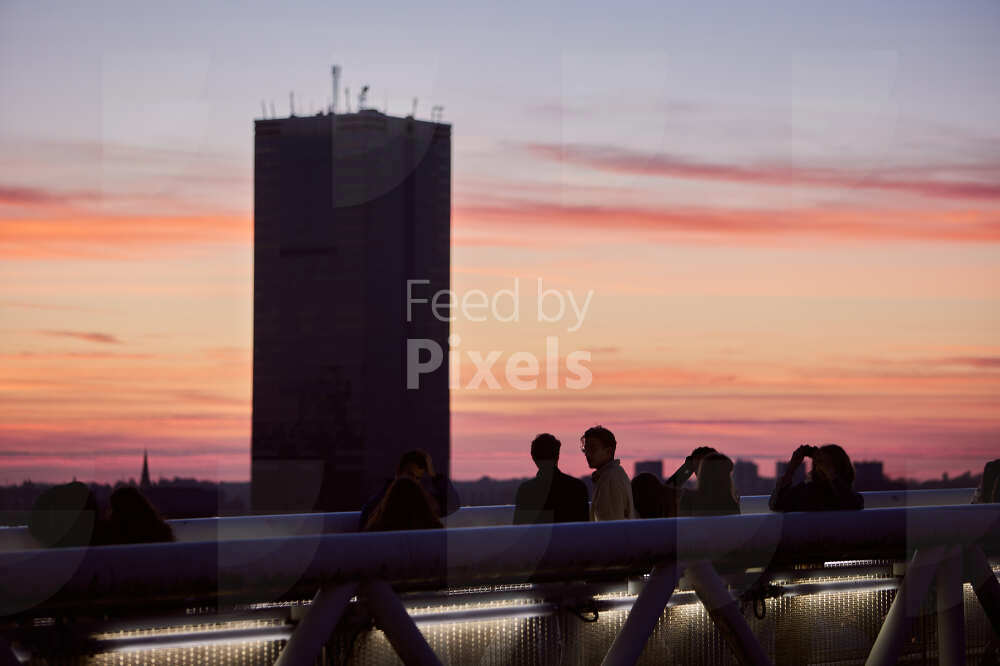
xmin=1 ymin=488 xmax=998 ymax=665
xmin=0 ymin=487 xmax=978 ymax=551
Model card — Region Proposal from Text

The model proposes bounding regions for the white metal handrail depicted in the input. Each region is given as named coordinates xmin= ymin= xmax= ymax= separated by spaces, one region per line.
xmin=2 ymin=504 xmax=997 ymax=609
xmin=2 ymin=503 xmax=998 ymax=666
xmin=0 ymin=487 xmax=978 ymax=552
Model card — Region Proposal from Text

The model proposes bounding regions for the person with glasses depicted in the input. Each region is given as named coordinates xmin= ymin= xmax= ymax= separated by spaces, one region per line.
xmin=581 ymin=425 xmax=635 ymax=521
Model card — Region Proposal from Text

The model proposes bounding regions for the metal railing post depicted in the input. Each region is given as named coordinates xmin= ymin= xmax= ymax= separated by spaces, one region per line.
xmin=686 ymin=560 xmax=772 ymax=666
xmin=365 ymin=579 xmax=442 ymax=666
xmin=0 ymin=637 xmax=21 ymax=666
xmin=602 ymin=564 xmax=680 ymax=666
xmin=965 ymin=544 xmax=1000 ymax=639
xmin=274 ymin=583 xmax=358 ymax=666
xmin=936 ymin=546 xmax=965 ymax=666
xmin=866 ymin=545 xmax=947 ymax=666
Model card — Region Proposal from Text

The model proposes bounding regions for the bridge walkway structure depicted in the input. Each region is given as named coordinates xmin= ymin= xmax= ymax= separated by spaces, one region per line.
xmin=1 ymin=489 xmax=998 ymax=665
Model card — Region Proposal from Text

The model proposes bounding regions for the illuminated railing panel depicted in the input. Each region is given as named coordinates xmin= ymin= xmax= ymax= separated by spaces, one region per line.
xmin=57 ymin=563 xmax=999 ymax=665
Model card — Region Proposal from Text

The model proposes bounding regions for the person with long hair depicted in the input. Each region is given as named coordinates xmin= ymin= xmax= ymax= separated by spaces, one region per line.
xmin=770 ymin=443 xmax=863 ymax=512
xmin=29 ymin=481 xmax=108 ymax=548
xmin=679 ymin=453 xmax=740 ymax=517
xmin=363 ymin=477 xmax=444 ymax=532
xmin=359 ymin=449 xmax=460 ymax=530
xmin=631 ymin=472 xmax=668 ymax=519
xmin=664 ymin=446 xmax=718 ymax=488
xmin=107 ymin=486 xmax=174 ymax=544
xmin=973 ymin=459 xmax=1000 ymax=504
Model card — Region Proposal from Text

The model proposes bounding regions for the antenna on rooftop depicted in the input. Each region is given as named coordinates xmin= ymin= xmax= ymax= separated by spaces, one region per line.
xmin=411 ymin=98 xmax=418 ymax=117
xmin=331 ymin=65 xmax=341 ymax=114
xmin=431 ymin=105 xmax=444 ymax=122
xmin=359 ymin=85 xmax=369 ymax=110
xmin=345 ymin=87 xmax=351 ymax=113
xmin=269 ymin=101 xmax=276 ymax=118
xmin=289 ymin=91 xmax=295 ymax=117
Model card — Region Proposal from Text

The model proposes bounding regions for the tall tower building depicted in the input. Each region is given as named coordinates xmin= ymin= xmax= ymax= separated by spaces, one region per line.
xmin=251 ymin=104 xmax=451 ymax=513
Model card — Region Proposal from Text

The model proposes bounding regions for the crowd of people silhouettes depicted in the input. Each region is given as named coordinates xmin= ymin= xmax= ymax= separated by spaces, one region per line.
xmin=27 ymin=433 xmax=1000 ymax=542
xmin=507 ymin=426 xmax=998 ymax=528
xmin=28 ymin=482 xmax=173 ymax=548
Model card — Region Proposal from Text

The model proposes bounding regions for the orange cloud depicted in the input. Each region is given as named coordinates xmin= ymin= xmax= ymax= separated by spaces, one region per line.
xmin=0 ymin=212 xmax=249 ymax=259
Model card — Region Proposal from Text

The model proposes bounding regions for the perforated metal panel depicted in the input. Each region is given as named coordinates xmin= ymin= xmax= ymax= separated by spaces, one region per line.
xmin=33 ymin=564 xmax=998 ymax=665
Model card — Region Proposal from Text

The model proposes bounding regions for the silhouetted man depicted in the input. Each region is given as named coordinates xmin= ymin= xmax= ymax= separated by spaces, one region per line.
xmin=581 ymin=425 xmax=635 ymax=521
xmin=513 ymin=433 xmax=589 ymax=524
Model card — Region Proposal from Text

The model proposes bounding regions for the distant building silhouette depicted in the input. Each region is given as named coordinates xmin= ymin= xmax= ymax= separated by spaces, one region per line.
xmin=733 ymin=459 xmax=762 ymax=494
xmin=776 ymin=460 xmax=806 ymax=485
xmin=634 ymin=460 xmax=663 ymax=480
xmin=252 ymin=101 xmax=451 ymax=513
xmin=140 ymin=450 xmax=151 ymax=491
xmin=853 ymin=460 xmax=886 ymax=491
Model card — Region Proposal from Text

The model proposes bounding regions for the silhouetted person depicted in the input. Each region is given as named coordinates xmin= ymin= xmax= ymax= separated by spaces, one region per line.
xmin=770 ymin=444 xmax=863 ymax=512
xmin=513 ymin=433 xmax=589 ymax=524
xmin=29 ymin=482 xmax=107 ymax=548
xmin=679 ymin=453 xmax=740 ymax=517
xmin=973 ymin=459 xmax=1000 ymax=503
xmin=363 ymin=477 xmax=444 ymax=531
xmin=631 ymin=472 xmax=667 ymax=518
xmin=359 ymin=449 xmax=460 ymax=529
xmin=581 ymin=425 xmax=635 ymax=521
xmin=664 ymin=446 xmax=718 ymax=487
xmin=107 ymin=486 xmax=174 ymax=544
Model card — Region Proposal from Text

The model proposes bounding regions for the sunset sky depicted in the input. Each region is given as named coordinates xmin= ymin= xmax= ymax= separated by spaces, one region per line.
xmin=1 ymin=1 xmax=999 ymax=484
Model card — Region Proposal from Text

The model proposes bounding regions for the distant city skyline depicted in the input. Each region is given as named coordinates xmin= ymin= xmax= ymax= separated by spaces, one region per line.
xmin=2 ymin=1 xmax=999 ymax=483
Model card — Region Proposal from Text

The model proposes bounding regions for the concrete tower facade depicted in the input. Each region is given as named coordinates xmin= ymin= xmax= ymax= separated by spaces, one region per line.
xmin=251 ymin=108 xmax=451 ymax=513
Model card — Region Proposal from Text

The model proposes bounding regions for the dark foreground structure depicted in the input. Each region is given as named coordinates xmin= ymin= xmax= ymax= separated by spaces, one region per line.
xmin=252 ymin=107 xmax=451 ymax=513
xmin=1 ymin=488 xmax=999 ymax=665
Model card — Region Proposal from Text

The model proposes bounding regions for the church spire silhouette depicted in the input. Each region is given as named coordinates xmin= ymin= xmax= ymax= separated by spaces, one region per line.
xmin=140 ymin=449 xmax=151 ymax=489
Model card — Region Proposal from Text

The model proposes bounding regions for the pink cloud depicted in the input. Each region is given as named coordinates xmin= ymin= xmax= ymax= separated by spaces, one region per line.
xmin=0 ymin=184 xmax=101 ymax=207
xmin=36 ymin=330 xmax=123 ymax=345
xmin=525 ymin=143 xmax=1000 ymax=202
xmin=455 ymin=199 xmax=1000 ymax=244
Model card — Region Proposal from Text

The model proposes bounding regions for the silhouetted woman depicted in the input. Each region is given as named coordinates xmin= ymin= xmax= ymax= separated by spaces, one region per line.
xmin=363 ymin=477 xmax=444 ymax=532
xmin=679 ymin=453 xmax=740 ymax=517
xmin=664 ymin=446 xmax=717 ymax=487
xmin=107 ymin=486 xmax=174 ymax=544
xmin=29 ymin=481 xmax=108 ymax=547
xmin=770 ymin=444 xmax=863 ymax=512
xmin=631 ymin=473 xmax=667 ymax=518
xmin=973 ymin=459 xmax=1000 ymax=504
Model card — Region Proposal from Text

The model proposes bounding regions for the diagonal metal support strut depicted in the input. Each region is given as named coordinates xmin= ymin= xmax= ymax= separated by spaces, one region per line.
xmin=966 ymin=544 xmax=1000 ymax=640
xmin=937 ymin=545 xmax=966 ymax=666
xmin=866 ymin=545 xmax=948 ymax=666
xmin=275 ymin=582 xmax=359 ymax=666
xmin=686 ymin=560 xmax=773 ymax=666
xmin=365 ymin=579 xmax=442 ymax=666
xmin=602 ymin=564 xmax=681 ymax=666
